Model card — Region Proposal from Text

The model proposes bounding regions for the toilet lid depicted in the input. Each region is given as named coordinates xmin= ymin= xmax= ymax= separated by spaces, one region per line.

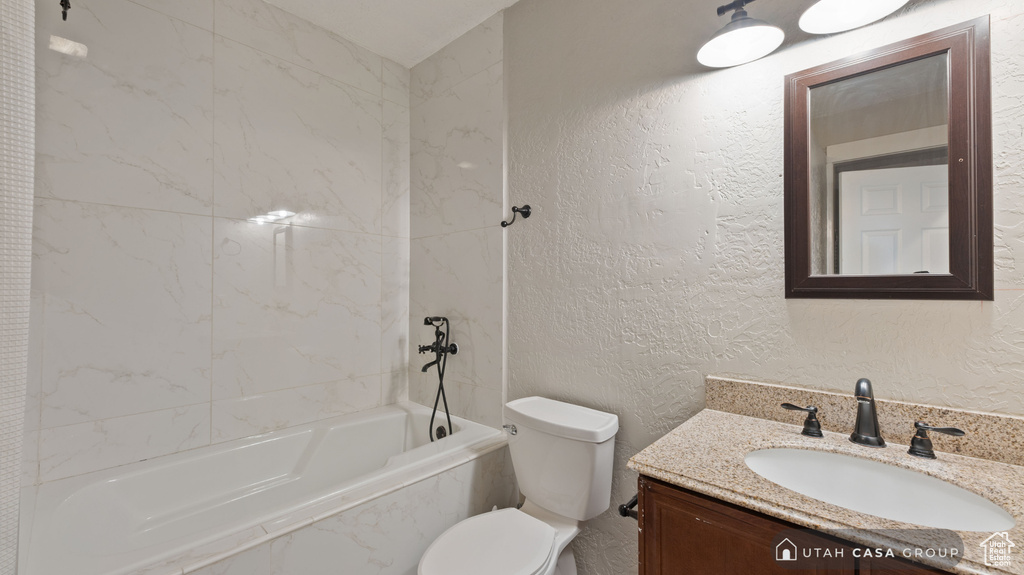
xmin=419 ymin=509 xmax=557 ymax=575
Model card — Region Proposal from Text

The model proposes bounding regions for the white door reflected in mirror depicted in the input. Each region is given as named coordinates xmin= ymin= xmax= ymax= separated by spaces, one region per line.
xmin=838 ymin=164 xmax=949 ymax=275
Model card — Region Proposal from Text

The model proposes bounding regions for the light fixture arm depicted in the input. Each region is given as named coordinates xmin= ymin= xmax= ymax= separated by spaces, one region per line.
xmin=716 ymin=0 xmax=757 ymax=17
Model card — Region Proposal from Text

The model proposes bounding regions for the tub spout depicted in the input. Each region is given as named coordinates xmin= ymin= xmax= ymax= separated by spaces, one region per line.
xmin=421 ymin=358 xmax=440 ymax=372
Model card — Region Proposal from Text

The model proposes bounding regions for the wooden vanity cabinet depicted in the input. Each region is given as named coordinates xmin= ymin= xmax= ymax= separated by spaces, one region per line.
xmin=638 ymin=476 xmax=947 ymax=575
xmin=858 ymin=557 xmax=950 ymax=574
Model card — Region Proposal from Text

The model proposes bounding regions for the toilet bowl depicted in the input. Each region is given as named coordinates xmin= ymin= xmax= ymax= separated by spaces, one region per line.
xmin=418 ymin=397 xmax=618 ymax=575
xmin=418 ymin=502 xmax=577 ymax=575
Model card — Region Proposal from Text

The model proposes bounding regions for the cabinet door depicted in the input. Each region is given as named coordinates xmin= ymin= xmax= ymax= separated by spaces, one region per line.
xmin=639 ymin=476 xmax=857 ymax=575
xmin=859 ymin=556 xmax=949 ymax=574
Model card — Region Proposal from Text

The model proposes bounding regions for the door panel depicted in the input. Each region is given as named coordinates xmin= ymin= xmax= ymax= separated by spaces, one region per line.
xmin=839 ymin=165 xmax=948 ymax=274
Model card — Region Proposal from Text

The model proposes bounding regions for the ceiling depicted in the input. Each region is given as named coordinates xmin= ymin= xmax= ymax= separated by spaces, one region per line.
xmin=261 ymin=0 xmax=934 ymax=72
xmin=262 ymin=0 xmax=520 ymax=68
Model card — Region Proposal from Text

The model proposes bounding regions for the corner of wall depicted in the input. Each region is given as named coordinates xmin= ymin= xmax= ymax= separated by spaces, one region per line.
xmin=409 ymin=13 xmax=507 ymax=429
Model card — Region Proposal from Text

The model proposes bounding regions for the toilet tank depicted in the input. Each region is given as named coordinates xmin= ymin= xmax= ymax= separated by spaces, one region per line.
xmin=504 ymin=397 xmax=618 ymax=521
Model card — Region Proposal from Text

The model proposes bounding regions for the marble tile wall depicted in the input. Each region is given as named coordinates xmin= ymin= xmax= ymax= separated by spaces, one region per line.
xmin=408 ymin=14 xmax=506 ymax=428
xmin=26 ymin=0 xmax=411 ymax=485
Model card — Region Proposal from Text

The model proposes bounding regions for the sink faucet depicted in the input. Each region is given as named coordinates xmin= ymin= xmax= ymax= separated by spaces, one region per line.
xmin=850 ymin=378 xmax=885 ymax=447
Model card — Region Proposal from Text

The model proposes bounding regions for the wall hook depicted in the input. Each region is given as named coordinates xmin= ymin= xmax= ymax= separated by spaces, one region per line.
xmin=501 ymin=205 xmax=531 ymax=228
xmin=60 ymin=0 xmax=70 ymax=21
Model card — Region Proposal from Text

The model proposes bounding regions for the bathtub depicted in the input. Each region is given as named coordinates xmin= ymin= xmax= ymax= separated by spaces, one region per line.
xmin=22 ymin=402 xmax=505 ymax=575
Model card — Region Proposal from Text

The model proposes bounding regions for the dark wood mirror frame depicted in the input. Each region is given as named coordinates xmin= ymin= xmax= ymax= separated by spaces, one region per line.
xmin=784 ymin=16 xmax=992 ymax=300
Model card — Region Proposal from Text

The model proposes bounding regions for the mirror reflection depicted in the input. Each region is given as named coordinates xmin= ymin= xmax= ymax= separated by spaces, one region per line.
xmin=808 ymin=53 xmax=949 ymax=275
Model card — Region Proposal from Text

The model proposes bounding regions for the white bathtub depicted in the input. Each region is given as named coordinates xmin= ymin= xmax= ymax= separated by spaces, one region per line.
xmin=22 ymin=402 xmax=505 ymax=575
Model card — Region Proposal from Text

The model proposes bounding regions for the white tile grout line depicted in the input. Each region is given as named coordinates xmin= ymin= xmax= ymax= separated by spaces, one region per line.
xmin=209 ymin=7 xmax=217 ymax=453
xmin=121 ymin=0 xmax=388 ymax=104
xmin=381 ymin=56 xmax=387 ymax=407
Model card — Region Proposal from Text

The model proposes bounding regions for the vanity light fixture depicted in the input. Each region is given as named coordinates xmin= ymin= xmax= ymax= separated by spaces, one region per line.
xmin=696 ymin=0 xmax=785 ymax=68
xmin=799 ymin=0 xmax=910 ymax=34
xmin=247 ymin=210 xmax=295 ymax=225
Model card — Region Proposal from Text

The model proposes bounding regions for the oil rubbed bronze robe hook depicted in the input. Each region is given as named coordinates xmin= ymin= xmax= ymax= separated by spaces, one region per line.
xmin=501 ymin=205 xmax=531 ymax=227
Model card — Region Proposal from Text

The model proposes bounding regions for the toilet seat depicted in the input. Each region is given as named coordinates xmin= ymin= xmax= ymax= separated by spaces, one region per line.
xmin=418 ymin=508 xmax=557 ymax=575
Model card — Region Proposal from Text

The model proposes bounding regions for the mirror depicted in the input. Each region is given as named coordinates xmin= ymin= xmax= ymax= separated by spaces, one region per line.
xmin=812 ymin=54 xmax=949 ymax=276
xmin=785 ymin=17 xmax=992 ymax=299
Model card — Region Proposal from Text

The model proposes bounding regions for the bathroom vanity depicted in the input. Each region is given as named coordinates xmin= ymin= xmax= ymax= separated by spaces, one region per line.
xmin=637 ymin=475 xmax=944 ymax=574
xmin=628 ymin=378 xmax=1024 ymax=575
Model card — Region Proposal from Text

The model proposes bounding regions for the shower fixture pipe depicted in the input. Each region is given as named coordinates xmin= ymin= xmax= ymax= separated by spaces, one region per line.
xmin=419 ymin=317 xmax=458 ymax=441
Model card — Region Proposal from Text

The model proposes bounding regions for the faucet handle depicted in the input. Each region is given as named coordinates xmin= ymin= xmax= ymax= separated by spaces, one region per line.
xmin=781 ymin=404 xmax=824 ymax=438
xmin=907 ymin=421 xmax=966 ymax=459
xmin=915 ymin=421 xmax=966 ymax=436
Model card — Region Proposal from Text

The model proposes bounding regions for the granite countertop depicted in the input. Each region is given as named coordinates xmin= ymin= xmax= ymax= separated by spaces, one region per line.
xmin=627 ymin=409 xmax=1024 ymax=575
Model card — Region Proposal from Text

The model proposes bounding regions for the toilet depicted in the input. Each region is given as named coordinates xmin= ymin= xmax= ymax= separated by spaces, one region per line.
xmin=418 ymin=396 xmax=619 ymax=575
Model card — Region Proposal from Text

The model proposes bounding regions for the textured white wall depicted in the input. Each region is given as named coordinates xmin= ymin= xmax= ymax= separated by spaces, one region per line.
xmin=0 ymin=1 xmax=34 ymax=571
xmin=409 ymin=14 xmax=506 ymax=428
xmin=504 ymin=0 xmax=1024 ymax=573
xmin=26 ymin=0 xmax=410 ymax=488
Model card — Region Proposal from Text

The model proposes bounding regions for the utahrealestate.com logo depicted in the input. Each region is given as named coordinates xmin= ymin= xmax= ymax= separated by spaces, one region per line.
xmin=981 ymin=532 xmax=1015 ymax=568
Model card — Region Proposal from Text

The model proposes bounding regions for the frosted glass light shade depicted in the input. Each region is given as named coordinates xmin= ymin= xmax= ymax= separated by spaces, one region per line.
xmin=697 ymin=12 xmax=785 ymax=68
xmin=799 ymin=0 xmax=910 ymax=34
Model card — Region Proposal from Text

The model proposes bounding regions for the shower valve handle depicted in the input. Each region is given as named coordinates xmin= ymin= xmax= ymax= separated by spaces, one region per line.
xmin=418 ymin=342 xmax=458 ymax=355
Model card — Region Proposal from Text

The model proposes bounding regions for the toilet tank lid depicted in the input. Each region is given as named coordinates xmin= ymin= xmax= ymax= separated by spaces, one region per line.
xmin=505 ymin=397 xmax=618 ymax=443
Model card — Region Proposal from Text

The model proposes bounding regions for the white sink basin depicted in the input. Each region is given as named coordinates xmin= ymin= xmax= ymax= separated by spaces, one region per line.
xmin=744 ymin=448 xmax=1016 ymax=532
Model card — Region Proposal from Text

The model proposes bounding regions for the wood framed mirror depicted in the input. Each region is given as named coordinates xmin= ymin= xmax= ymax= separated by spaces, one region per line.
xmin=784 ymin=16 xmax=991 ymax=300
